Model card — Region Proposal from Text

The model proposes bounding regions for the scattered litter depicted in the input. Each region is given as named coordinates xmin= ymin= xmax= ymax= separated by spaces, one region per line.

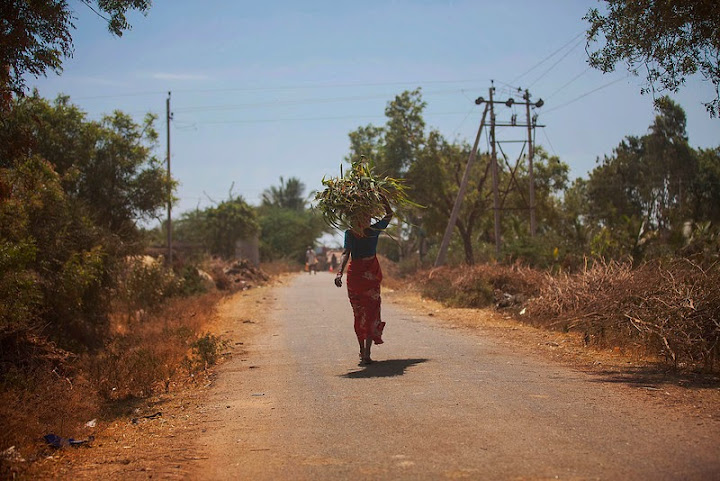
xmin=43 ymin=434 xmax=95 ymax=449
xmin=519 ymin=308 xmax=527 ymax=315
xmin=131 ymin=411 xmax=162 ymax=424
xmin=242 ymin=320 xmax=255 ymax=324
xmin=1 ymin=446 xmax=25 ymax=463
xmin=251 ymin=393 xmax=265 ymax=397
xmin=85 ymin=419 xmax=97 ymax=428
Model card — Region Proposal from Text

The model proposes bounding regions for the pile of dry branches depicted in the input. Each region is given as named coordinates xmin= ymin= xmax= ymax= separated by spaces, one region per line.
xmin=417 ymin=263 xmax=545 ymax=309
xmin=526 ymin=259 xmax=720 ymax=370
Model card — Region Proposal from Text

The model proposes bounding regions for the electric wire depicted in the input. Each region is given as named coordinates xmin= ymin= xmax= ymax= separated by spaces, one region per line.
xmin=546 ymin=67 xmax=592 ymax=100
xmin=543 ymin=75 xmax=631 ymax=114
xmin=509 ymin=31 xmax=585 ymax=87
xmin=527 ymin=38 xmax=585 ymax=89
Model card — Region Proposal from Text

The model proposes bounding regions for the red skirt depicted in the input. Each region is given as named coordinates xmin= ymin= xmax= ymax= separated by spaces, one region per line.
xmin=346 ymin=255 xmax=385 ymax=344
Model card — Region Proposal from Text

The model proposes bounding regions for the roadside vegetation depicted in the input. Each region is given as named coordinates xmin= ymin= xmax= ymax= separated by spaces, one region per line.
xmin=358 ymin=89 xmax=719 ymax=374
xmin=2 ymin=0 xmax=719 ymax=476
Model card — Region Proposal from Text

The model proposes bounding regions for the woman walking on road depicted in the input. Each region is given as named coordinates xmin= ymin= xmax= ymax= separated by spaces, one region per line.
xmin=334 ymin=197 xmax=393 ymax=365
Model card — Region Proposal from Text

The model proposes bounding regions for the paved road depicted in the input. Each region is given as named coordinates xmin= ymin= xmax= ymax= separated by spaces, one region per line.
xmin=191 ymin=272 xmax=719 ymax=480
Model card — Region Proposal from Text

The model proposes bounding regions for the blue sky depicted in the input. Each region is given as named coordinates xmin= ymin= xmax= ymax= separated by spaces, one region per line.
xmin=30 ymin=0 xmax=719 ymax=227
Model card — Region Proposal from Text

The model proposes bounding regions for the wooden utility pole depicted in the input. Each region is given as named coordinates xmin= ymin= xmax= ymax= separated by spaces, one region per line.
xmin=434 ymin=102 xmax=489 ymax=267
xmin=166 ymin=91 xmax=173 ymax=265
xmin=490 ymin=85 xmax=502 ymax=258
xmin=524 ymin=89 xmax=537 ymax=236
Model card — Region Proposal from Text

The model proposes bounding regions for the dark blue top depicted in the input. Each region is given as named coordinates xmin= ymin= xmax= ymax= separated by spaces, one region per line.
xmin=344 ymin=218 xmax=390 ymax=258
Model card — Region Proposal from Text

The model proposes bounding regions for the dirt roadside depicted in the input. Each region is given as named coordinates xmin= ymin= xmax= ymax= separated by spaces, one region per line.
xmin=19 ymin=277 xmax=719 ymax=479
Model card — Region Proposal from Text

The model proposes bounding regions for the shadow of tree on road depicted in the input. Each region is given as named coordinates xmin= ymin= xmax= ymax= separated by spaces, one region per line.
xmin=340 ymin=358 xmax=429 ymax=379
xmin=586 ymin=365 xmax=720 ymax=390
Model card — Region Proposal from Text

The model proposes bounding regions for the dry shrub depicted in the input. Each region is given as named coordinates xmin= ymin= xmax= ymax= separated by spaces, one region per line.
xmin=525 ymin=259 xmax=720 ymax=370
xmin=0 ymin=332 xmax=99 ymax=475
xmin=415 ymin=263 xmax=545 ymax=308
xmin=93 ymin=291 xmax=224 ymax=399
xmin=0 ymin=290 xmax=228 ymax=477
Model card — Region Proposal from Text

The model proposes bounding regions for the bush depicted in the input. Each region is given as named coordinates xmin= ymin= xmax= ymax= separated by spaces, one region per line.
xmin=525 ymin=259 xmax=720 ymax=370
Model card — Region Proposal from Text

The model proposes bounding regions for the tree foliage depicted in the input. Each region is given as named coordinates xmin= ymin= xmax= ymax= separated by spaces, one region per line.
xmin=261 ymin=176 xmax=307 ymax=211
xmin=258 ymin=177 xmax=327 ymax=262
xmin=585 ymin=0 xmax=720 ymax=116
xmin=0 ymin=95 xmax=171 ymax=348
xmin=584 ymin=97 xmax=720 ymax=263
xmin=174 ymin=195 xmax=258 ymax=259
xmin=0 ymin=0 xmax=151 ymax=99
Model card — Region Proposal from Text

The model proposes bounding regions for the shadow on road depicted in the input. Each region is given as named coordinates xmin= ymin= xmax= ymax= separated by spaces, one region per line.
xmin=340 ymin=358 xmax=429 ymax=379
xmin=586 ymin=365 xmax=720 ymax=390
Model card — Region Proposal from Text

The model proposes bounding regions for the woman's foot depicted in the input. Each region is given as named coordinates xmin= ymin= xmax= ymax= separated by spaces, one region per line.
xmin=359 ymin=357 xmax=374 ymax=365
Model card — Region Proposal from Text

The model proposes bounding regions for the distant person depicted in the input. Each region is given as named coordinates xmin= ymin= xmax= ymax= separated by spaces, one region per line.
xmin=305 ymin=246 xmax=318 ymax=274
xmin=330 ymin=253 xmax=338 ymax=272
xmin=334 ymin=196 xmax=393 ymax=365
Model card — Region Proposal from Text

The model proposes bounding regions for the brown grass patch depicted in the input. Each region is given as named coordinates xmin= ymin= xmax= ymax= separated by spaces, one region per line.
xmin=0 ymin=291 xmax=228 ymax=478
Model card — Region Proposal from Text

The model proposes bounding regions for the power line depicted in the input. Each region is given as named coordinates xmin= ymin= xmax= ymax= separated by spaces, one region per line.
xmin=510 ymin=31 xmax=585 ymax=86
xmin=546 ymin=67 xmax=591 ymax=100
xmin=527 ymin=38 xmax=584 ymax=88
xmin=543 ymin=75 xmax=631 ymax=114
xmin=174 ymin=110 xmax=473 ymax=125
xmin=173 ymin=88 xmax=465 ymax=113
xmin=71 ymin=78 xmax=490 ymax=101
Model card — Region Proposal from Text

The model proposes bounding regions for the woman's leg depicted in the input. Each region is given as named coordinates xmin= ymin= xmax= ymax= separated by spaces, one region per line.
xmin=362 ymin=337 xmax=373 ymax=363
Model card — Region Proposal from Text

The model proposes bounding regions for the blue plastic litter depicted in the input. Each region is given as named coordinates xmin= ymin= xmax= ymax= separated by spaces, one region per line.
xmin=44 ymin=434 xmax=94 ymax=448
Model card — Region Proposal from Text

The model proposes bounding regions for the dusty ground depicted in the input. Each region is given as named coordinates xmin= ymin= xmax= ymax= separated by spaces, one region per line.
xmin=19 ymin=273 xmax=720 ymax=480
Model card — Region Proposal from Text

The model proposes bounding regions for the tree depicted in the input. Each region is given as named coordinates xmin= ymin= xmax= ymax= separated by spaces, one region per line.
xmin=174 ymin=195 xmax=259 ymax=259
xmin=257 ymin=177 xmax=327 ymax=262
xmin=0 ymin=0 xmax=151 ymax=99
xmin=585 ymin=0 xmax=720 ymax=116
xmin=0 ymin=94 xmax=174 ymax=347
xmin=261 ymin=176 xmax=307 ymax=211
xmin=406 ymin=131 xmax=493 ymax=265
xmin=0 ymin=94 xmax=172 ymax=243
xmin=582 ymin=98 xmax=714 ymax=262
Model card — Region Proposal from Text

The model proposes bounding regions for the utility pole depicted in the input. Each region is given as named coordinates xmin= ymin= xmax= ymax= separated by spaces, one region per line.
xmin=489 ymin=84 xmax=502 ymax=258
xmin=524 ymin=89 xmax=537 ymax=236
xmin=166 ymin=91 xmax=173 ymax=265
xmin=434 ymin=102 xmax=489 ymax=267
xmin=433 ymin=83 xmax=544 ymax=264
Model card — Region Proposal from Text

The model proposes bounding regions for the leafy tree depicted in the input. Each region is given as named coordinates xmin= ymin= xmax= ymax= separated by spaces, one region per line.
xmin=406 ymin=131 xmax=493 ymax=265
xmin=582 ymin=97 xmax=718 ymax=262
xmin=585 ymin=0 xmax=720 ymax=116
xmin=692 ymin=147 xmax=720 ymax=223
xmin=0 ymin=95 xmax=172 ymax=348
xmin=0 ymin=0 xmax=151 ymax=99
xmin=0 ymin=94 xmax=171 ymax=245
xmin=258 ymin=208 xmax=326 ymax=263
xmin=257 ymin=177 xmax=327 ymax=262
xmin=345 ymin=89 xmax=428 ymax=262
xmin=587 ymin=97 xmax=696 ymax=233
xmin=174 ymin=195 xmax=258 ymax=259
xmin=261 ymin=176 xmax=307 ymax=210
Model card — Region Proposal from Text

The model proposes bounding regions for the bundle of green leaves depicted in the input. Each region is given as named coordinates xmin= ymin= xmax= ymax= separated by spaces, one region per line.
xmin=314 ymin=159 xmax=415 ymax=232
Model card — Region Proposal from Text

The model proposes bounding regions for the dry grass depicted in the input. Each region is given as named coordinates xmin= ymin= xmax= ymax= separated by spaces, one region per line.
xmin=0 ymin=290 xmax=228 ymax=478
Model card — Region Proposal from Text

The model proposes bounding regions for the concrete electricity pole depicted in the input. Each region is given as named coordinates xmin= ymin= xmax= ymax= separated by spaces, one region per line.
xmin=524 ymin=89 xmax=537 ymax=236
xmin=166 ymin=91 xmax=173 ymax=265
xmin=489 ymin=85 xmax=502 ymax=258
xmin=433 ymin=83 xmax=544 ymax=265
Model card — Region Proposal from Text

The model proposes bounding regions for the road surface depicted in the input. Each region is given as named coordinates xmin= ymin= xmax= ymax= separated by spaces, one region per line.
xmin=189 ymin=272 xmax=720 ymax=480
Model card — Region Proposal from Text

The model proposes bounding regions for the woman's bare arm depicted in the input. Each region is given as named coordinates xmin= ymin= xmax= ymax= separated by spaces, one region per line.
xmin=334 ymin=249 xmax=350 ymax=287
